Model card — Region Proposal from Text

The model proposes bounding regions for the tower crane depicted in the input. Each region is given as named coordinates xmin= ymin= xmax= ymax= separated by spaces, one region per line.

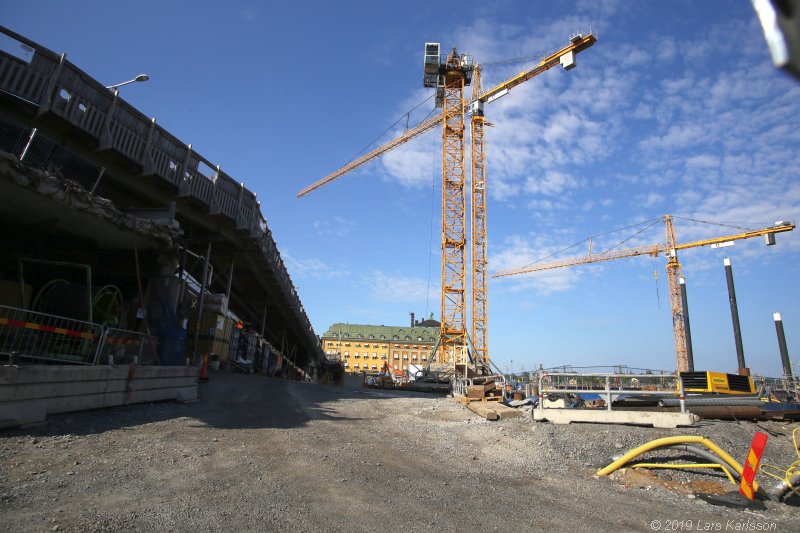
xmin=492 ymin=215 xmax=796 ymax=372
xmin=297 ymin=33 xmax=598 ymax=376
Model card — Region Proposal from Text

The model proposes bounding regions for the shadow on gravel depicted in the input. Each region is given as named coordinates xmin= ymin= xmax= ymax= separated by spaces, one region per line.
xmin=0 ymin=372 xmax=423 ymax=438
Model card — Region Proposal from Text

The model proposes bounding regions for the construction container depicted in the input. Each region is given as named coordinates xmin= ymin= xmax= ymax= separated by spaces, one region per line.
xmin=202 ymin=293 xmax=228 ymax=315
xmin=189 ymin=311 xmax=233 ymax=362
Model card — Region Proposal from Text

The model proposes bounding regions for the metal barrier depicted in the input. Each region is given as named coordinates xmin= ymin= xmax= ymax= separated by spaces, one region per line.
xmin=94 ymin=327 xmax=159 ymax=365
xmin=0 ymin=304 xmax=102 ymax=364
xmin=536 ymin=371 xmax=686 ymax=413
xmin=451 ymin=374 xmax=507 ymax=398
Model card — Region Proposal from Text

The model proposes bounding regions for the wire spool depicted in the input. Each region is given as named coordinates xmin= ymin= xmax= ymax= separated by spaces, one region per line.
xmin=92 ymin=285 xmax=123 ymax=327
xmin=32 ymin=280 xmax=123 ymax=326
xmin=31 ymin=278 xmax=71 ymax=316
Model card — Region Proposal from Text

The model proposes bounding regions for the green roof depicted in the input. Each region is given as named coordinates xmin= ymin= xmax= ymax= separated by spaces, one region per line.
xmin=321 ymin=322 xmax=439 ymax=343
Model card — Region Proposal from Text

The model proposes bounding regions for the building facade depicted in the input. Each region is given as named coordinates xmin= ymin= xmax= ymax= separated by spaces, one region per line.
xmin=321 ymin=318 xmax=440 ymax=378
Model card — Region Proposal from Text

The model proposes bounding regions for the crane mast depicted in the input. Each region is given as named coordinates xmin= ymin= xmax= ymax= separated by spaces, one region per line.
xmin=439 ymin=50 xmax=470 ymax=370
xmin=470 ymin=66 xmax=489 ymax=368
xmin=664 ymin=215 xmax=689 ymax=371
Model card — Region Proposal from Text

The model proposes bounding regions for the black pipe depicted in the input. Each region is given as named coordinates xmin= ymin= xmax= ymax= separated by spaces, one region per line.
xmin=679 ymin=277 xmax=694 ymax=371
xmin=774 ymin=312 xmax=793 ymax=381
xmin=724 ymin=258 xmax=747 ymax=371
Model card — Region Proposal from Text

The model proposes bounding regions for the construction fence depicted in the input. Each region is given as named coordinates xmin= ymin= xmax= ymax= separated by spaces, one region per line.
xmin=0 ymin=304 xmax=157 ymax=365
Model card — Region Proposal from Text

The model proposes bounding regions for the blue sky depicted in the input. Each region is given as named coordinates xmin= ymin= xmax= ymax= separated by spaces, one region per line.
xmin=5 ymin=0 xmax=799 ymax=376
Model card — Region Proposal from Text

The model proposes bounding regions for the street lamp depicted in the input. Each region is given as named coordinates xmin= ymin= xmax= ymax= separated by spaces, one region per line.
xmin=105 ymin=74 xmax=149 ymax=90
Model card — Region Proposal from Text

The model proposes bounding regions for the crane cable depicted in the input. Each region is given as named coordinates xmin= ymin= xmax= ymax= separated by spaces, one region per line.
xmin=671 ymin=215 xmax=767 ymax=233
xmin=517 ymin=216 xmax=664 ymax=270
xmin=425 ymin=120 xmax=439 ymax=319
xmin=346 ymin=94 xmax=436 ymax=165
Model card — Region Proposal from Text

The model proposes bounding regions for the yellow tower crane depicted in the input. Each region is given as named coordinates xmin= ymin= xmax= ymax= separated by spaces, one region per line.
xmin=492 ymin=216 xmax=795 ymax=372
xmin=297 ymin=33 xmax=597 ymax=376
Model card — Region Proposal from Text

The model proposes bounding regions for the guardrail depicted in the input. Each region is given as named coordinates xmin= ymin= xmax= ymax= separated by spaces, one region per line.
xmin=536 ymin=371 xmax=687 ymax=413
xmin=0 ymin=304 xmax=103 ymax=364
xmin=0 ymin=305 xmax=161 ymax=366
xmin=95 ymin=327 xmax=159 ymax=366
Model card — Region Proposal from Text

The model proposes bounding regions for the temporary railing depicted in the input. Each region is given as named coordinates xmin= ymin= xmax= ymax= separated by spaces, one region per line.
xmin=0 ymin=304 xmax=103 ymax=364
xmin=536 ymin=371 xmax=687 ymax=413
xmin=0 ymin=25 xmax=320 ymax=354
xmin=94 ymin=327 xmax=159 ymax=366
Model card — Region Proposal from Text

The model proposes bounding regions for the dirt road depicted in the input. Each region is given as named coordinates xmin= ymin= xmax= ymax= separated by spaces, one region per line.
xmin=1 ymin=373 xmax=798 ymax=532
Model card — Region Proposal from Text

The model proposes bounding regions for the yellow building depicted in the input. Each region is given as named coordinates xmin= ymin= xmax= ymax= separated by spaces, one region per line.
xmin=321 ymin=317 xmax=440 ymax=378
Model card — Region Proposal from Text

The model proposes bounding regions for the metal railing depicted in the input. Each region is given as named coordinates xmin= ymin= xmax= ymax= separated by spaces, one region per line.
xmin=536 ymin=371 xmax=687 ymax=413
xmin=94 ymin=327 xmax=159 ymax=365
xmin=0 ymin=305 xmax=161 ymax=366
xmin=452 ymin=374 xmax=507 ymax=398
xmin=0 ymin=304 xmax=103 ymax=364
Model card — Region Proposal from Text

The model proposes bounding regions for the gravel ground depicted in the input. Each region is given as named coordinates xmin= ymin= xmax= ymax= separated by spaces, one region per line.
xmin=1 ymin=372 xmax=798 ymax=532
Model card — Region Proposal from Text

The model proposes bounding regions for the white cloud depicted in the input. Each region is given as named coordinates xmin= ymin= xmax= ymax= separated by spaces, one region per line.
xmin=490 ymin=233 xmax=589 ymax=295
xmin=313 ymin=216 xmax=355 ymax=240
xmin=524 ymin=170 xmax=578 ymax=196
xmin=282 ymin=250 xmax=348 ymax=280
xmin=365 ymin=271 xmax=439 ymax=303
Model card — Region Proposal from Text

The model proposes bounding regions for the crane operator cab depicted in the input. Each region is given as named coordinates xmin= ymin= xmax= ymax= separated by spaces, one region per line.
xmin=423 ymin=42 xmax=440 ymax=88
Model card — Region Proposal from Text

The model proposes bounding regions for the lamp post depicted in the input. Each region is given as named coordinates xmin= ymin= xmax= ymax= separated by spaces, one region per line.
xmin=105 ymin=73 xmax=149 ymax=90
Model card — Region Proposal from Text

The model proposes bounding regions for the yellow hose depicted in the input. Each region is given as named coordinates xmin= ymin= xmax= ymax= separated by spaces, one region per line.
xmin=629 ymin=463 xmax=737 ymax=485
xmin=596 ymin=436 xmax=759 ymax=492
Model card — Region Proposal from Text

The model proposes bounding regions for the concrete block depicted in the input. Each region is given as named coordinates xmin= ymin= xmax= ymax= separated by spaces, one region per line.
xmin=0 ymin=365 xmax=199 ymax=428
xmin=533 ymin=407 xmax=699 ymax=428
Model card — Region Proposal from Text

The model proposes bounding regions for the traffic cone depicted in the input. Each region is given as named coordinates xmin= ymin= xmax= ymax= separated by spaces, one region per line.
xmin=199 ymin=353 xmax=209 ymax=383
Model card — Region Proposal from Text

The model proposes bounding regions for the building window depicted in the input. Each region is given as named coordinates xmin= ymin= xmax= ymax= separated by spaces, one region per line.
xmin=371 ymin=364 xmax=377 ymax=370
xmin=354 ymin=363 xmax=359 ymax=368
xmin=422 ymin=356 xmax=427 ymax=361
xmin=327 ymin=341 xmax=333 ymax=346
xmin=344 ymin=362 xmax=348 ymax=367
xmin=393 ymin=353 xmax=399 ymax=359
xmin=393 ymin=335 xmax=399 ymax=340
xmin=405 ymin=336 xmax=411 ymax=340
xmin=412 ymin=354 xmax=418 ymax=361
xmin=345 ymin=342 xmax=350 ymax=347
xmin=344 ymin=351 xmax=349 ymax=356
xmin=357 ymin=334 xmax=363 ymax=339
xmin=381 ymin=355 xmax=386 ymax=360
xmin=380 ymin=335 xmax=386 ymax=340
xmin=369 ymin=334 xmax=374 ymax=339
xmin=417 ymin=337 xmax=422 ymax=341
xmin=403 ymin=353 xmax=408 ymax=360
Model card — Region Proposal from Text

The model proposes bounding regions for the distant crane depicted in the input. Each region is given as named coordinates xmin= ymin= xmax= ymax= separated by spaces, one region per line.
xmin=492 ymin=215 xmax=796 ymax=372
xmin=298 ymin=33 xmax=598 ymax=376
